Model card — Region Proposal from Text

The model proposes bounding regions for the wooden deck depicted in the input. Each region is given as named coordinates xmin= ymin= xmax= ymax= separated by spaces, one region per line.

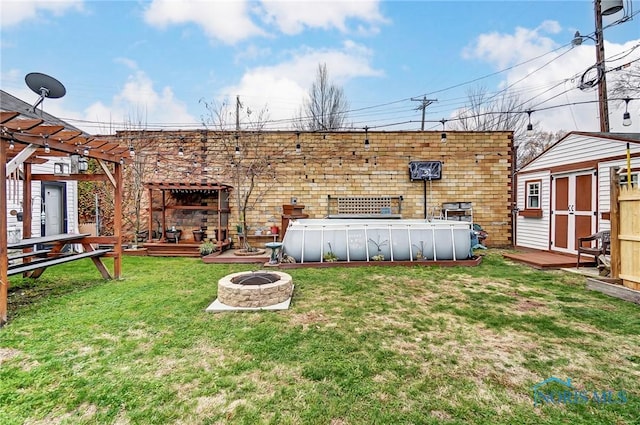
xmin=142 ymin=241 xmax=202 ymax=257
xmin=503 ymin=249 xmax=596 ymax=269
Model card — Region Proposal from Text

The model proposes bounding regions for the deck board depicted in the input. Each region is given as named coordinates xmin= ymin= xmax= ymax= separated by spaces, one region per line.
xmin=503 ymin=250 xmax=595 ymax=269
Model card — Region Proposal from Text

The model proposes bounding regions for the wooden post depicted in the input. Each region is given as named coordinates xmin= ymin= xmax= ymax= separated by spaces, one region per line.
xmin=1 ymin=139 xmax=8 ymax=325
xmin=23 ymin=163 xmax=32 ymax=239
xmin=113 ymin=161 xmax=123 ymax=279
xmin=147 ymin=187 xmax=153 ymax=241
xmin=609 ymin=167 xmax=620 ymax=278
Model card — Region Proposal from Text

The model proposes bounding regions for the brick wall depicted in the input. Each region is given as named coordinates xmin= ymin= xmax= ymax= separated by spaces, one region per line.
xmin=115 ymin=130 xmax=514 ymax=247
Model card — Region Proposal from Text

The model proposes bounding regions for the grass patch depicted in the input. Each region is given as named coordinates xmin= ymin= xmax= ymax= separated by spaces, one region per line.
xmin=1 ymin=252 xmax=639 ymax=424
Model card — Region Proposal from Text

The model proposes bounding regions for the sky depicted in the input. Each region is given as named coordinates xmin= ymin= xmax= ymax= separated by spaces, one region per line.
xmin=1 ymin=0 xmax=639 ymax=136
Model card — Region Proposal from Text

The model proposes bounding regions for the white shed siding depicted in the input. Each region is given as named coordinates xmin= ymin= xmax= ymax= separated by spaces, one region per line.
xmin=515 ymin=170 xmax=550 ymax=250
xmin=520 ymin=134 xmax=640 ymax=172
xmin=516 ymin=133 xmax=640 ymax=252
xmin=4 ymin=158 xmax=77 ymax=240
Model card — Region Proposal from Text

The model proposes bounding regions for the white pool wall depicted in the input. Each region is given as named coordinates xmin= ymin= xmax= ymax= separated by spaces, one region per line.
xmin=281 ymin=219 xmax=472 ymax=263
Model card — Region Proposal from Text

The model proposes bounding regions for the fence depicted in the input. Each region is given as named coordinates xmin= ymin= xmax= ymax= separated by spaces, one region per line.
xmin=617 ymin=185 xmax=640 ymax=290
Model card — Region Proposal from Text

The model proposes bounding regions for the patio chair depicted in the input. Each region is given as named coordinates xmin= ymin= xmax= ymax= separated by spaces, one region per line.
xmin=576 ymin=230 xmax=610 ymax=269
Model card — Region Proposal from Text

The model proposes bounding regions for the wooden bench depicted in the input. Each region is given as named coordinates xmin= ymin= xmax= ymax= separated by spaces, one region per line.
xmin=8 ymin=249 xmax=112 ymax=276
xmin=7 ymin=233 xmax=113 ymax=279
xmin=326 ymin=195 xmax=403 ymax=219
xmin=8 ymin=249 xmax=52 ymax=261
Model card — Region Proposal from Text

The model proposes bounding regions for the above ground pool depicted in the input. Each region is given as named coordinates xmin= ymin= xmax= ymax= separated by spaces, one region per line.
xmin=281 ymin=218 xmax=472 ymax=263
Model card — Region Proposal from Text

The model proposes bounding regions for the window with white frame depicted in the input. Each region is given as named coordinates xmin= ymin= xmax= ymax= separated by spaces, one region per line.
xmin=619 ymin=172 xmax=638 ymax=188
xmin=526 ymin=181 xmax=541 ymax=209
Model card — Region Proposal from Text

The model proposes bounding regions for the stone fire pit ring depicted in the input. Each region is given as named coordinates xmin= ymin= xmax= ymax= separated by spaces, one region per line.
xmin=217 ymin=271 xmax=293 ymax=308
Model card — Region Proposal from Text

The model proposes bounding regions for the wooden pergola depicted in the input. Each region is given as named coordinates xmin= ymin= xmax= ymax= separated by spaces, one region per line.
xmin=143 ymin=181 xmax=233 ymax=255
xmin=1 ymin=109 xmax=128 ymax=326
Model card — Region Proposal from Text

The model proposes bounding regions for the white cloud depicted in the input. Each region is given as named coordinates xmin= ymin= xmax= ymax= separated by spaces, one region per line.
xmin=0 ymin=0 xmax=84 ymax=27
xmin=143 ymin=0 xmax=266 ymax=45
xmin=462 ymin=22 xmax=640 ymax=133
xmin=219 ymin=41 xmax=383 ymax=129
xmin=143 ymin=0 xmax=386 ymax=44
xmin=462 ymin=20 xmax=560 ymax=70
xmin=259 ymin=0 xmax=387 ymax=35
xmin=84 ymin=66 xmax=199 ymax=132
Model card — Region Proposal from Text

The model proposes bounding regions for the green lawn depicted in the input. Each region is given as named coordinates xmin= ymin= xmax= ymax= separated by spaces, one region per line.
xmin=1 ymin=252 xmax=638 ymax=424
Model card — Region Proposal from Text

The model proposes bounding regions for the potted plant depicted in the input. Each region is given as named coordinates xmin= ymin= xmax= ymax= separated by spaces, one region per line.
xmin=165 ymin=227 xmax=181 ymax=243
xmin=192 ymin=228 xmax=204 ymax=242
xmin=199 ymin=240 xmax=216 ymax=256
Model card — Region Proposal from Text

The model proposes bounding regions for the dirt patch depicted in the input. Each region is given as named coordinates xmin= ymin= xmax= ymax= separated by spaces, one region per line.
xmin=289 ymin=310 xmax=332 ymax=330
xmin=515 ymin=298 xmax=546 ymax=312
xmin=430 ymin=410 xmax=452 ymax=420
xmin=0 ymin=347 xmax=22 ymax=364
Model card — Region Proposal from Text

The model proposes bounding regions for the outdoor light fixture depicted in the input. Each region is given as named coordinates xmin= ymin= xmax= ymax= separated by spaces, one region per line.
xmin=44 ymin=140 xmax=50 ymax=153
xmin=526 ymin=111 xmax=533 ymax=135
xmin=622 ymin=98 xmax=632 ymax=126
xmin=601 ymin=0 xmax=623 ymax=16
xmin=364 ymin=126 xmax=370 ymax=150
xmin=440 ymin=119 xmax=447 ymax=143
xmin=78 ymin=156 xmax=88 ymax=172
xmin=295 ymin=132 xmax=301 ymax=154
xmin=178 ymin=146 xmax=184 ymax=157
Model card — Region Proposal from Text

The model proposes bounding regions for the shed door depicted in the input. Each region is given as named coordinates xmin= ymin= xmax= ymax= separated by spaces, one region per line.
xmin=42 ymin=183 xmax=67 ymax=236
xmin=551 ymin=171 xmax=596 ymax=253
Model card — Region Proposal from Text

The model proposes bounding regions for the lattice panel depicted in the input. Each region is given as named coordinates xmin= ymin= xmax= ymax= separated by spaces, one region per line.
xmin=337 ymin=197 xmax=392 ymax=215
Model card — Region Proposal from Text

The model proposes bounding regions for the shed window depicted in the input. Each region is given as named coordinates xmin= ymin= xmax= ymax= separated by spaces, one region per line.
xmin=619 ymin=172 xmax=638 ymax=188
xmin=526 ymin=181 xmax=541 ymax=209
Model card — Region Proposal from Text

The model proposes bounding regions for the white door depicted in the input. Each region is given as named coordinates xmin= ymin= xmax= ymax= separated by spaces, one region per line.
xmin=43 ymin=183 xmax=66 ymax=235
xmin=551 ymin=171 xmax=596 ymax=254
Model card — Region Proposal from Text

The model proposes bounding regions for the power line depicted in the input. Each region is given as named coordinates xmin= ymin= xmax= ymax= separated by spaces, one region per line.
xmin=410 ymin=96 xmax=438 ymax=131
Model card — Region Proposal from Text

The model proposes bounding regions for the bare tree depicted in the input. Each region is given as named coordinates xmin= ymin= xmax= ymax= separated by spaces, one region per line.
xmin=609 ymin=62 xmax=640 ymax=99
xmin=296 ymin=63 xmax=349 ymax=131
xmin=452 ymin=86 xmax=529 ymax=135
xmin=201 ymin=97 xmax=279 ymax=251
xmin=517 ymin=129 xmax=567 ymax=168
xmin=452 ymin=86 xmax=567 ymax=168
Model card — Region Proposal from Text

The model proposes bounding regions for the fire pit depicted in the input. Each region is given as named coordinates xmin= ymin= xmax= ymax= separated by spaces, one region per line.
xmin=216 ymin=271 xmax=293 ymax=308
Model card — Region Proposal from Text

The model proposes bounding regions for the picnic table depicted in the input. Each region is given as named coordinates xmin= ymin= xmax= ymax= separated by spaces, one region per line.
xmin=8 ymin=233 xmax=112 ymax=278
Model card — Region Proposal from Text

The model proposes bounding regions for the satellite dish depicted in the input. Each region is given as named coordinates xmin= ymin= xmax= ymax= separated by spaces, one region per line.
xmin=25 ymin=72 xmax=66 ymax=112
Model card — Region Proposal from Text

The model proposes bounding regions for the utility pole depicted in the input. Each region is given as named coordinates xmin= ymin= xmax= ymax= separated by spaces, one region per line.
xmin=236 ymin=95 xmax=242 ymax=131
xmin=594 ymin=0 xmax=610 ymax=132
xmin=411 ymin=96 xmax=437 ymax=131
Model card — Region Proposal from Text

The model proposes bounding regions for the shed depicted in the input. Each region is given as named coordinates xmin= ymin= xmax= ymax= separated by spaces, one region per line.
xmin=515 ymin=132 xmax=640 ymax=254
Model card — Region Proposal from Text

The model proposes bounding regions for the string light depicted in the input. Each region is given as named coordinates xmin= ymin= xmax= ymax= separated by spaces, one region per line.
xmin=364 ymin=126 xmax=370 ymax=150
xmin=44 ymin=140 xmax=50 ymax=153
xmin=9 ymin=140 xmax=15 ymax=150
xmin=622 ymin=98 xmax=632 ymax=127
xmin=178 ymin=146 xmax=184 ymax=157
xmin=295 ymin=132 xmax=301 ymax=154
xmin=440 ymin=119 xmax=447 ymax=144
xmin=526 ymin=111 xmax=533 ymax=135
